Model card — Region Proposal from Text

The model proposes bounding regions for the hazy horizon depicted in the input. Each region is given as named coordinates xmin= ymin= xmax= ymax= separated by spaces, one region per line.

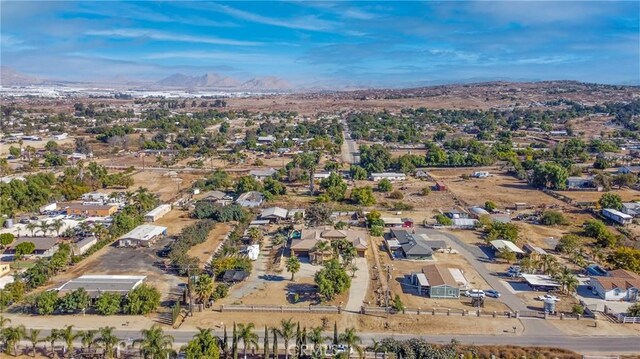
xmin=1 ymin=1 xmax=639 ymax=87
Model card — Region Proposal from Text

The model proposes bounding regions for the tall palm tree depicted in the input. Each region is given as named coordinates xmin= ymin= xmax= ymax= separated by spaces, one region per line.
xmin=2 ymin=325 xmax=26 ymax=356
xmin=38 ymin=221 xmax=50 ymax=237
xmin=312 ymin=240 xmax=332 ymax=265
xmin=94 ymin=326 xmax=120 ymax=359
xmin=61 ymin=325 xmax=81 ymax=358
xmin=185 ymin=327 xmax=219 ymax=358
xmin=26 ymin=222 xmax=38 ymax=237
xmin=307 ymin=327 xmax=325 ymax=350
xmin=80 ymin=330 xmax=97 ymax=353
xmin=92 ymin=223 xmax=108 ymax=240
xmin=338 ymin=327 xmax=362 ymax=359
xmin=46 ymin=329 xmax=61 ymax=359
xmin=237 ymin=323 xmax=259 ymax=359
xmin=540 ymin=254 xmax=558 ymax=276
xmin=194 ymin=274 xmax=214 ymax=306
xmin=368 ymin=339 xmax=383 ymax=359
xmin=134 ymin=324 xmax=174 ymax=359
xmin=26 ymin=329 xmax=44 ymax=357
xmin=279 ymin=319 xmax=296 ymax=359
xmin=4 ymin=325 xmax=26 ymax=356
xmin=270 ymin=327 xmax=279 ymax=359
xmin=51 ymin=219 xmax=65 ymax=237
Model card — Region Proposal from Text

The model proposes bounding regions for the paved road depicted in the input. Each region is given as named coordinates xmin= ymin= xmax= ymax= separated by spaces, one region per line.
xmin=19 ymin=329 xmax=640 ymax=355
xmin=340 ymin=120 xmax=359 ymax=164
xmin=345 ymin=257 xmax=370 ymax=312
xmin=428 ymin=230 xmax=563 ymax=336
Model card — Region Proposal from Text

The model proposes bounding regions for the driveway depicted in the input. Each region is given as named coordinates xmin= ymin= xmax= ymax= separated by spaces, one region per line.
xmin=430 ymin=230 xmax=563 ymax=335
xmin=575 ymin=282 xmax=634 ymax=313
xmin=227 ymin=244 xmax=270 ymax=300
xmin=345 ymin=257 xmax=369 ymax=312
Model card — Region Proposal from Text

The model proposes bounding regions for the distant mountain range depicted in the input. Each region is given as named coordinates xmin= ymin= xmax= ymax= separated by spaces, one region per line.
xmin=0 ymin=67 xmax=293 ymax=91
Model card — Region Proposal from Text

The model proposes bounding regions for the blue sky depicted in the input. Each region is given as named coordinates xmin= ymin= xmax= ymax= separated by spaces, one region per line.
xmin=1 ymin=1 xmax=638 ymax=87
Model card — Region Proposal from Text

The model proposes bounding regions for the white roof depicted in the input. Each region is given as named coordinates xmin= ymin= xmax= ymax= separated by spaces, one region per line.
xmin=371 ymin=172 xmax=406 ymax=177
xmin=490 ymin=240 xmax=525 ymax=254
xmin=382 ymin=217 xmax=403 ymax=225
xmin=145 ymin=204 xmax=171 ymax=217
xmin=261 ymin=207 xmax=288 ymax=219
xmin=521 ymin=274 xmax=560 ymax=287
xmin=452 ymin=218 xmax=477 ymax=226
xmin=414 ymin=273 xmax=429 ymax=286
xmin=603 ymin=208 xmax=632 ymax=219
xmin=120 ymin=224 xmax=167 ymax=242
xmin=250 ymin=168 xmax=277 ymax=177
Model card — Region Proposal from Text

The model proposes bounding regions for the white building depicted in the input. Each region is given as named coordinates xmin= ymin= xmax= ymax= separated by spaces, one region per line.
xmin=144 ymin=204 xmax=171 ymax=222
xmin=250 ymin=168 xmax=277 ymax=181
xmin=118 ymin=224 xmax=167 ymax=247
xmin=591 ymin=270 xmax=640 ymax=302
xmin=72 ymin=236 xmax=97 ymax=256
xmin=236 ymin=191 xmax=265 ymax=208
xmin=602 ymin=208 xmax=633 ymax=225
xmin=370 ymin=172 xmax=406 ymax=181
xmin=472 ymin=171 xmax=489 ymax=178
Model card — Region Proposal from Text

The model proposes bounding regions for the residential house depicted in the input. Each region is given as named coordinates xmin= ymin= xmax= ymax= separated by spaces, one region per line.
xmin=445 ymin=210 xmax=468 ymax=219
xmin=4 ymin=237 xmax=59 ymax=258
xmin=415 ymin=264 xmax=460 ymax=298
xmin=313 ymin=172 xmax=332 ymax=180
xmin=72 ymin=236 xmax=97 ymax=256
xmin=602 ymin=208 xmax=633 ymax=225
xmin=64 ymin=203 xmax=118 ymax=217
xmin=591 ymin=269 xmax=640 ymax=302
xmin=118 ymin=224 xmax=167 ymax=247
xmin=523 ymin=243 xmax=548 ymax=260
xmin=144 ymin=204 xmax=171 ymax=222
xmin=250 ymin=168 xmax=277 ymax=181
xmin=201 ymin=190 xmax=233 ymax=206
xmin=381 ymin=217 xmax=414 ymax=228
xmin=370 ymin=173 xmax=407 ymax=182
xmin=236 ymin=191 xmax=265 ymax=208
xmin=257 ymin=135 xmax=276 ymax=145
xmin=260 ymin=207 xmax=289 ymax=222
xmin=81 ymin=192 xmax=111 ymax=203
xmin=386 ymin=228 xmax=447 ymax=260
xmin=290 ymin=227 xmax=369 ymax=260
xmin=621 ymin=202 xmax=640 ymax=217
xmin=490 ymin=240 xmax=525 ymax=256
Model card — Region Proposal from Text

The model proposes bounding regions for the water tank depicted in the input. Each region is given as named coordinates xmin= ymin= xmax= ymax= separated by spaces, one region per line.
xmin=4 ymin=218 xmax=13 ymax=228
xmin=544 ymin=298 xmax=556 ymax=314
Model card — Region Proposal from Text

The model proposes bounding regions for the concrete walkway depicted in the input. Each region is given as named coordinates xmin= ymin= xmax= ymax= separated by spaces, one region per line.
xmin=345 ymin=257 xmax=370 ymax=312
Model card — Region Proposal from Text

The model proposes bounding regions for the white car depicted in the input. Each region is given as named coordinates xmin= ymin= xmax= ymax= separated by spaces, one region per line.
xmin=537 ymin=294 xmax=560 ymax=302
xmin=465 ymin=289 xmax=485 ymax=298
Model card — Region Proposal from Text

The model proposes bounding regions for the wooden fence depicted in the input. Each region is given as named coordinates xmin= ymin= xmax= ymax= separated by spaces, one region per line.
xmin=216 ymin=304 xmax=341 ymax=314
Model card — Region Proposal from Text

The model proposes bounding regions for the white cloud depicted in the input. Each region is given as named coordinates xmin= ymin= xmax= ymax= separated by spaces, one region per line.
xmin=85 ymin=29 xmax=262 ymax=46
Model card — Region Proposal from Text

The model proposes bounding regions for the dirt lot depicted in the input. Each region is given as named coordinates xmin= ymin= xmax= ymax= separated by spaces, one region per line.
xmin=129 ymin=170 xmax=202 ymax=202
xmin=155 ymin=209 xmax=198 ymax=236
xmin=556 ymin=188 xmax=640 ymax=203
xmin=187 ymin=222 xmax=232 ymax=269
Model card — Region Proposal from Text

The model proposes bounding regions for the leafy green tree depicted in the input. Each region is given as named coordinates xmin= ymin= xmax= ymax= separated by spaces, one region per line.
xmin=608 ymin=247 xmax=640 ymax=273
xmin=95 ymin=292 xmax=122 ymax=315
xmin=484 ymin=201 xmax=497 ymax=212
xmin=627 ymin=303 xmax=640 ymax=317
xmin=486 ymin=222 xmax=519 ymax=242
xmin=365 ymin=211 xmax=384 ymax=227
xmin=593 ymin=157 xmax=610 ymax=169
xmin=0 ymin=233 xmax=15 ymax=247
xmin=613 ymin=173 xmax=638 ymax=188
xmin=377 ymin=179 xmax=392 ymax=193
xmin=583 ymin=220 xmax=616 ymax=247
xmin=370 ymin=226 xmax=384 ymax=237
xmin=123 ymin=284 xmax=161 ymax=315
xmin=435 ymin=214 xmax=453 ymax=226
xmin=286 ymin=255 xmax=301 ymax=281
xmin=263 ymin=178 xmax=287 ymax=198
xmin=204 ymin=170 xmax=232 ymax=190
xmin=540 ymin=211 xmax=567 ymax=225
xmin=183 ymin=327 xmax=220 ymax=359
xmin=496 ymin=247 xmax=517 ymax=263
xmin=351 ymin=186 xmax=376 ymax=206
xmin=14 ymin=241 xmax=36 ymax=260
xmin=531 ymin=162 xmax=569 ymax=190
xmin=314 ymin=260 xmax=351 ymax=301
xmin=349 ymin=165 xmax=368 ymax=180
xmin=599 ymin=193 xmax=623 ymax=210
xmin=306 ymin=203 xmax=333 ymax=226
xmin=135 ymin=324 xmax=174 ymax=359
xmin=34 ymin=290 xmax=58 ymax=315
xmin=319 ymin=173 xmax=347 ymax=201
xmin=391 ymin=294 xmax=405 ymax=312
xmin=359 ymin=144 xmax=392 ymax=173
xmin=420 ymin=187 xmax=431 ymax=196
xmin=555 ymin=234 xmax=582 ymax=254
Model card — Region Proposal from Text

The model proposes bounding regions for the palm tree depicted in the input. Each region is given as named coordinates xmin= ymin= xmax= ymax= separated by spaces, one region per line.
xmin=307 ymin=327 xmax=325 ymax=351
xmin=286 ymin=255 xmax=301 ymax=281
xmin=312 ymin=240 xmax=332 ymax=265
xmin=4 ymin=325 xmax=25 ymax=356
xmin=80 ymin=330 xmax=97 ymax=353
xmin=237 ymin=323 xmax=259 ymax=359
xmin=38 ymin=221 xmax=50 ymax=237
xmin=194 ymin=274 xmax=214 ymax=306
xmin=26 ymin=329 xmax=44 ymax=357
xmin=46 ymin=329 xmax=61 ymax=359
xmin=92 ymin=223 xmax=108 ymax=240
xmin=134 ymin=324 xmax=174 ymax=359
xmin=185 ymin=327 xmax=219 ymax=358
xmin=94 ymin=326 xmax=120 ymax=359
xmin=368 ymin=339 xmax=383 ymax=359
xmin=338 ymin=327 xmax=362 ymax=359
xmin=51 ymin=219 xmax=64 ymax=237
xmin=26 ymin=222 xmax=38 ymax=237
xmin=279 ymin=319 xmax=296 ymax=359
xmin=540 ymin=254 xmax=558 ymax=276
xmin=61 ymin=325 xmax=81 ymax=358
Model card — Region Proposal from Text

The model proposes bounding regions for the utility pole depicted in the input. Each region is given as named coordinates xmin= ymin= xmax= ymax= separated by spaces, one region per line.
xmin=187 ymin=266 xmax=193 ymax=316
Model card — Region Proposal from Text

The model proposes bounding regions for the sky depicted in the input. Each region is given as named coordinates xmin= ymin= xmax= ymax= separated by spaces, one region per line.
xmin=1 ymin=1 xmax=639 ymax=87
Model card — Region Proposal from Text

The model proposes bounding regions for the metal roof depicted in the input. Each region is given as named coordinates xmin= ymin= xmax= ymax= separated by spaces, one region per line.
xmin=119 ymin=224 xmax=167 ymax=241
xmin=56 ymin=275 xmax=146 ymax=296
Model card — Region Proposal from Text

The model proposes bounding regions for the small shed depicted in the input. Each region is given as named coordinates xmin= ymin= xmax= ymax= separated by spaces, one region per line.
xmin=490 ymin=240 xmax=525 ymax=256
xmin=144 ymin=204 xmax=171 ymax=222
xmin=435 ymin=182 xmax=447 ymax=191
xmin=222 ymin=270 xmax=249 ymax=283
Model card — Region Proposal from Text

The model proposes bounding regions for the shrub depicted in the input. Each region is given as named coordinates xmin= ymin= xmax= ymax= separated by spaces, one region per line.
xmin=419 ymin=187 xmax=431 ymax=196
xmin=388 ymin=191 xmax=404 ymax=200
xmin=370 ymin=226 xmax=384 ymax=237
xmin=540 ymin=211 xmax=568 ymax=225
xmin=572 ymin=304 xmax=584 ymax=315
xmin=484 ymin=201 xmax=497 ymax=212
xmin=435 ymin=214 xmax=453 ymax=226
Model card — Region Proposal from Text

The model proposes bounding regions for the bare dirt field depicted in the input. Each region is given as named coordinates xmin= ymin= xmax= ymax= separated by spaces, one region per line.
xmin=556 ymin=188 xmax=640 ymax=203
xmin=155 ymin=209 xmax=198 ymax=236
xmin=429 ymin=168 xmax=568 ymax=209
xmin=130 ymin=170 xmax=202 ymax=202
xmin=187 ymin=222 xmax=232 ymax=269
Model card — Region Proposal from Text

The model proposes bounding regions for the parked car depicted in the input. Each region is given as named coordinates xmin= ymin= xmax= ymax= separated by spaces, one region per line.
xmin=485 ymin=289 xmax=501 ymax=298
xmin=537 ymin=294 xmax=560 ymax=302
xmin=464 ymin=289 xmax=485 ymax=298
